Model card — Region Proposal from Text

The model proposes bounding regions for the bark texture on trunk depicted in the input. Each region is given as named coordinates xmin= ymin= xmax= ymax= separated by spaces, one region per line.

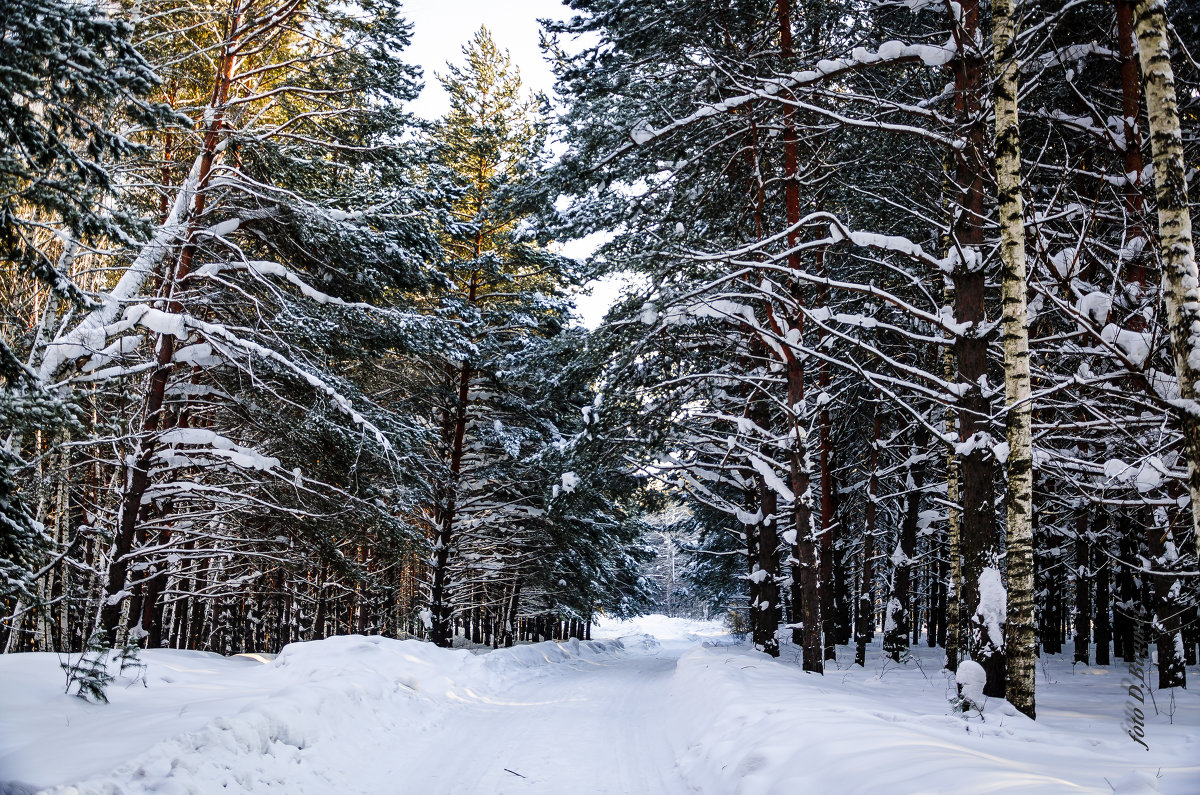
xmin=817 ymin=250 xmax=838 ymax=661
xmin=1117 ymin=0 xmax=1149 ymax=292
xmin=1094 ymin=524 xmax=1112 ymax=666
xmin=1074 ymin=521 xmax=1092 ymax=666
xmin=788 ymin=372 xmax=822 ymax=673
xmin=884 ymin=432 xmax=929 ymax=661
xmin=755 ymin=475 xmax=782 ymax=657
xmin=948 ymin=0 xmax=1004 ymax=697
xmin=98 ymin=31 xmax=240 ymax=646
xmin=944 ymin=323 xmax=963 ymax=673
xmin=1133 ymin=0 xmax=1200 ymax=561
xmin=1150 ymin=521 xmax=1187 ymax=689
xmin=745 ymin=482 xmax=763 ymax=648
xmin=855 ymin=401 xmax=882 ymax=667
xmin=427 ymin=364 xmax=467 ymax=648
xmin=993 ymin=0 xmax=1036 ymax=718
xmin=776 ymin=0 xmax=822 ymax=673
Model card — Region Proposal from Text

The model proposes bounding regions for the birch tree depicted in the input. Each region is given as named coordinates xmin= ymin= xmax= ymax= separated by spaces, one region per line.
xmin=1133 ymin=0 xmax=1200 ymax=561
xmin=993 ymin=0 xmax=1035 ymax=719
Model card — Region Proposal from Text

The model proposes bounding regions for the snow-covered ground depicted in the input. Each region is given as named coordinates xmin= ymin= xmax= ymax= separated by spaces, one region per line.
xmin=671 ymin=641 xmax=1200 ymax=794
xmin=1 ymin=620 xmax=1197 ymax=794
xmin=589 ymin=613 xmax=730 ymax=642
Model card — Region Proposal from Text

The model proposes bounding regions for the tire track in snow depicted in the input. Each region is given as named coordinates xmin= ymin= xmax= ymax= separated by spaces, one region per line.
xmin=372 ymin=642 xmax=694 ymax=794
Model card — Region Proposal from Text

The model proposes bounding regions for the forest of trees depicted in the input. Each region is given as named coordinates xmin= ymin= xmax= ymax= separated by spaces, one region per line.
xmin=2 ymin=0 xmax=1198 ymax=720
xmin=541 ymin=0 xmax=1200 ymax=718
xmin=0 ymin=3 xmax=649 ymax=668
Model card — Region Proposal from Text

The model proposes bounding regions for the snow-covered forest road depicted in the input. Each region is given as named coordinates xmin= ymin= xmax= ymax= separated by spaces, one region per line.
xmin=2 ymin=616 xmax=1198 ymax=794
xmin=392 ymin=638 xmax=680 ymax=794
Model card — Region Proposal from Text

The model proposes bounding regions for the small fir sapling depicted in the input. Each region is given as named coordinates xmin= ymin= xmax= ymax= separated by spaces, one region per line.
xmin=117 ymin=628 xmax=148 ymax=685
xmin=62 ymin=631 xmax=115 ymax=703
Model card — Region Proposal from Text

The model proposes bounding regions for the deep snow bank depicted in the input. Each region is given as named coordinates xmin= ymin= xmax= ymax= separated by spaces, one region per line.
xmin=666 ymin=643 xmax=1200 ymax=795
xmin=0 ymin=636 xmax=624 ymax=794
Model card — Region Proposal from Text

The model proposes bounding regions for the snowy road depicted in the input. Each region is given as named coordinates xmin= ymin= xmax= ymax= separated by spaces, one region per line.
xmin=0 ymin=628 xmax=705 ymax=795
xmin=379 ymin=642 xmax=688 ymax=794
xmin=2 ymin=616 xmax=1198 ymax=794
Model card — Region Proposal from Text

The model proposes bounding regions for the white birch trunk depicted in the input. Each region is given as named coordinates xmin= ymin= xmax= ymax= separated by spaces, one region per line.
xmin=1133 ymin=0 xmax=1200 ymax=561
xmin=993 ymin=0 xmax=1036 ymax=720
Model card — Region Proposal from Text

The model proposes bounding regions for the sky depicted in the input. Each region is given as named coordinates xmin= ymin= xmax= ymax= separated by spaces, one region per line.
xmin=401 ymin=0 xmax=625 ymax=329
xmin=402 ymin=0 xmax=568 ymax=121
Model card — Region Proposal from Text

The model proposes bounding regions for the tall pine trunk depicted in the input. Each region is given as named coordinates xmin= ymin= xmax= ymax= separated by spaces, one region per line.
xmin=884 ymin=430 xmax=929 ymax=661
xmin=1150 ymin=517 xmax=1186 ymax=688
xmin=428 ymin=261 xmax=477 ymax=647
xmin=98 ymin=31 xmax=240 ymax=646
xmin=1117 ymin=0 xmax=1149 ymax=292
xmin=949 ymin=0 xmax=1004 ymax=698
xmin=751 ymin=367 xmax=782 ymax=662
xmin=787 ymin=374 xmax=822 ymax=673
xmin=777 ymin=0 xmax=822 ymax=673
xmin=817 ymin=249 xmax=839 ymax=662
xmin=745 ymin=482 xmax=763 ymax=647
xmin=855 ymin=401 xmax=882 ymax=666
xmin=756 ymin=481 xmax=781 ymax=657
xmin=1073 ymin=520 xmax=1092 ymax=665
xmin=1094 ymin=521 xmax=1112 ymax=665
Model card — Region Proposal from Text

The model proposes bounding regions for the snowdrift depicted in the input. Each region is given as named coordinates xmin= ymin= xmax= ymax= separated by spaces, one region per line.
xmin=665 ymin=643 xmax=1200 ymax=795
xmin=0 ymin=636 xmax=624 ymax=794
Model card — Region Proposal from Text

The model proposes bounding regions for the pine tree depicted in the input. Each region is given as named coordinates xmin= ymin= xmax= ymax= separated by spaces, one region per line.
xmin=0 ymin=0 xmax=163 ymax=299
xmin=17 ymin=0 xmax=445 ymax=654
xmin=544 ymin=0 xmax=1200 ymax=699
xmin=418 ymin=27 xmax=568 ymax=647
xmin=0 ymin=0 xmax=162 ymax=613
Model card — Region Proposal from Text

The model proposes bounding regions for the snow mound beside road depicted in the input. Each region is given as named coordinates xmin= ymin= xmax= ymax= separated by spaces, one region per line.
xmin=0 ymin=636 xmax=624 ymax=794
xmin=665 ymin=643 xmax=1199 ymax=795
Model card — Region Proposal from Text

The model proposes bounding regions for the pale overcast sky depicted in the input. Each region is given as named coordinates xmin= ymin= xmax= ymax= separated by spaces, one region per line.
xmin=401 ymin=0 xmax=626 ymax=330
xmin=402 ymin=0 xmax=570 ymax=121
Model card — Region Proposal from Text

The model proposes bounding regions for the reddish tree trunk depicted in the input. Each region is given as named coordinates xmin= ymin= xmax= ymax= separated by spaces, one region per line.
xmin=816 ymin=248 xmax=839 ymax=661
xmin=776 ymin=0 xmax=823 ymax=676
xmin=429 ymin=266 xmax=477 ymax=647
xmin=948 ymin=0 xmax=1004 ymax=698
xmin=1116 ymin=0 xmax=1149 ymax=291
xmin=98 ymin=32 xmax=240 ymax=646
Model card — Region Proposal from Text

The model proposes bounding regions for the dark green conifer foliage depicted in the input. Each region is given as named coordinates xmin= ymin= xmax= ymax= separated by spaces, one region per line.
xmin=0 ymin=0 xmax=164 ymax=299
xmin=0 ymin=0 xmax=162 ymax=607
xmin=62 ymin=631 xmax=114 ymax=703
